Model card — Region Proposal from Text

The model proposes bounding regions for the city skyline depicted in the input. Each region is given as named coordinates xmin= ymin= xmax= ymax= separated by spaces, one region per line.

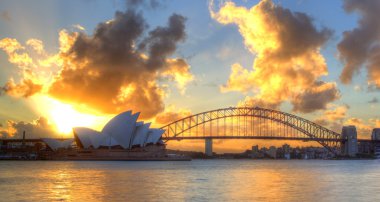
xmin=1 ymin=0 xmax=380 ymax=152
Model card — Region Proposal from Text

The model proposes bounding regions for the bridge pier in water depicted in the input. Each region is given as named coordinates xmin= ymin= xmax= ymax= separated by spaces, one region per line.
xmin=205 ymin=138 xmax=213 ymax=156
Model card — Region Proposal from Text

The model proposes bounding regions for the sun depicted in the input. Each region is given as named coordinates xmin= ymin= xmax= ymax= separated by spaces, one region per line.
xmin=31 ymin=96 xmax=111 ymax=135
xmin=49 ymin=102 xmax=98 ymax=134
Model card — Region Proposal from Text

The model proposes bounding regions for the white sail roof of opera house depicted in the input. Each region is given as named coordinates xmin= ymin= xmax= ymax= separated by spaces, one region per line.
xmin=72 ymin=111 xmax=165 ymax=149
xmin=146 ymin=129 xmax=165 ymax=145
xmin=131 ymin=123 xmax=151 ymax=147
xmin=73 ymin=127 xmax=104 ymax=148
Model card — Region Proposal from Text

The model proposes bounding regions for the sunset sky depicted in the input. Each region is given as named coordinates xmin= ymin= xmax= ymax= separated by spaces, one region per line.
xmin=1 ymin=0 xmax=380 ymax=152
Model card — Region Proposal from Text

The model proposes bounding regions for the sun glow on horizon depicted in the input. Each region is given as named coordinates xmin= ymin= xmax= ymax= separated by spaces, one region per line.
xmin=31 ymin=96 xmax=112 ymax=135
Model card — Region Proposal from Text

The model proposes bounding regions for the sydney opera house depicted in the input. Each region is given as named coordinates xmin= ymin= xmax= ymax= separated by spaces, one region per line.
xmin=41 ymin=111 xmax=171 ymax=160
xmin=73 ymin=111 xmax=164 ymax=149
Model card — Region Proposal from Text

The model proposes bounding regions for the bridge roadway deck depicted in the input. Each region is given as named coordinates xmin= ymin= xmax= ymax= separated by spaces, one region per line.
xmin=162 ymin=136 xmax=346 ymax=142
xmin=1 ymin=138 xmax=380 ymax=144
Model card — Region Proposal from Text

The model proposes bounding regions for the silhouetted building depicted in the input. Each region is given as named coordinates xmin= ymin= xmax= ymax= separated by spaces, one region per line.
xmin=267 ymin=146 xmax=276 ymax=159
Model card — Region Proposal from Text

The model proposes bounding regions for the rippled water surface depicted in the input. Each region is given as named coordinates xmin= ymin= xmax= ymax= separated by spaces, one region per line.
xmin=0 ymin=160 xmax=380 ymax=201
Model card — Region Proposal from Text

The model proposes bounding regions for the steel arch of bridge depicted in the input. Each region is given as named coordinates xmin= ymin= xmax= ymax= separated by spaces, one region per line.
xmin=160 ymin=107 xmax=343 ymax=155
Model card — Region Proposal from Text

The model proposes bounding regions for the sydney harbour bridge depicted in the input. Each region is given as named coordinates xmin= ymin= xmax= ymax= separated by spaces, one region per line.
xmin=160 ymin=107 xmax=378 ymax=157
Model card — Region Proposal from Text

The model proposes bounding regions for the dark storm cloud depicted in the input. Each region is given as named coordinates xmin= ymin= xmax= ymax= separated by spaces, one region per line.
xmin=338 ymin=0 xmax=380 ymax=86
xmin=49 ymin=9 xmax=189 ymax=119
xmin=291 ymin=82 xmax=340 ymax=113
xmin=140 ymin=14 xmax=186 ymax=69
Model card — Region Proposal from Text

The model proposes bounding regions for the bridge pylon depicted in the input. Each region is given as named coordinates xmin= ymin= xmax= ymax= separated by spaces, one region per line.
xmin=205 ymin=138 xmax=213 ymax=156
xmin=341 ymin=126 xmax=358 ymax=157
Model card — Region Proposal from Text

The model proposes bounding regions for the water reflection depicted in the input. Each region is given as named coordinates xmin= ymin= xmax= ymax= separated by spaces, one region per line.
xmin=0 ymin=160 xmax=380 ymax=201
xmin=33 ymin=162 xmax=107 ymax=201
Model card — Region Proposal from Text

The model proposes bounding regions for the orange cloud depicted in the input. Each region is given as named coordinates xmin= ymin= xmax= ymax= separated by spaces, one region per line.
xmin=0 ymin=37 xmax=61 ymax=95
xmin=162 ymin=59 xmax=194 ymax=94
xmin=211 ymin=0 xmax=339 ymax=112
xmin=0 ymin=10 xmax=193 ymax=120
xmin=323 ymin=105 xmax=349 ymax=122
xmin=154 ymin=105 xmax=192 ymax=126
xmin=0 ymin=38 xmax=34 ymax=68
xmin=314 ymin=105 xmax=349 ymax=132
xmin=2 ymin=78 xmax=42 ymax=98
xmin=369 ymin=119 xmax=380 ymax=128
xmin=0 ymin=117 xmax=59 ymax=139
xmin=344 ymin=118 xmax=372 ymax=137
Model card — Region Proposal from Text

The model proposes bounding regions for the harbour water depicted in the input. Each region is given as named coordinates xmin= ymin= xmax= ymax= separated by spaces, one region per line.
xmin=0 ymin=160 xmax=379 ymax=201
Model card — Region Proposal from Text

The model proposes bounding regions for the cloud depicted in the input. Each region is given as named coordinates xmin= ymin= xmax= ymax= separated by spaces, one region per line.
xmin=72 ymin=24 xmax=86 ymax=31
xmin=0 ymin=117 xmax=60 ymax=139
xmin=313 ymin=104 xmax=352 ymax=133
xmin=368 ymin=97 xmax=378 ymax=104
xmin=0 ymin=9 xmax=192 ymax=119
xmin=369 ymin=119 xmax=380 ymax=128
xmin=126 ymin=0 xmax=161 ymax=9
xmin=48 ymin=10 xmax=190 ymax=119
xmin=344 ymin=117 xmax=373 ymax=136
xmin=139 ymin=14 xmax=186 ymax=70
xmin=314 ymin=104 xmax=349 ymax=127
xmin=312 ymin=103 xmax=380 ymax=137
xmin=2 ymin=78 xmax=43 ymax=98
xmin=0 ymin=37 xmax=61 ymax=96
xmin=0 ymin=38 xmax=34 ymax=68
xmin=154 ymin=105 xmax=191 ymax=125
xmin=211 ymin=0 xmax=338 ymax=112
xmin=161 ymin=58 xmax=194 ymax=94
xmin=291 ymin=82 xmax=340 ymax=113
xmin=324 ymin=105 xmax=349 ymax=122
xmin=338 ymin=0 xmax=380 ymax=87
xmin=237 ymin=96 xmax=281 ymax=110
xmin=0 ymin=11 xmax=11 ymax=21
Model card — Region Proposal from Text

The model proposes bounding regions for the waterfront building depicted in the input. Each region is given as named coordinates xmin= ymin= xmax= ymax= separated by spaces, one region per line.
xmin=250 ymin=145 xmax=260 ymax=158
xmin=371 ymin=128 xmax=380 ymax=140
xmin=282 ymin=144 xmax=290 ymax=159
xmin=267 ymin=146 xmax=277 ymax=159
xmin=358 ymin=142 xmax=372 ymax=154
